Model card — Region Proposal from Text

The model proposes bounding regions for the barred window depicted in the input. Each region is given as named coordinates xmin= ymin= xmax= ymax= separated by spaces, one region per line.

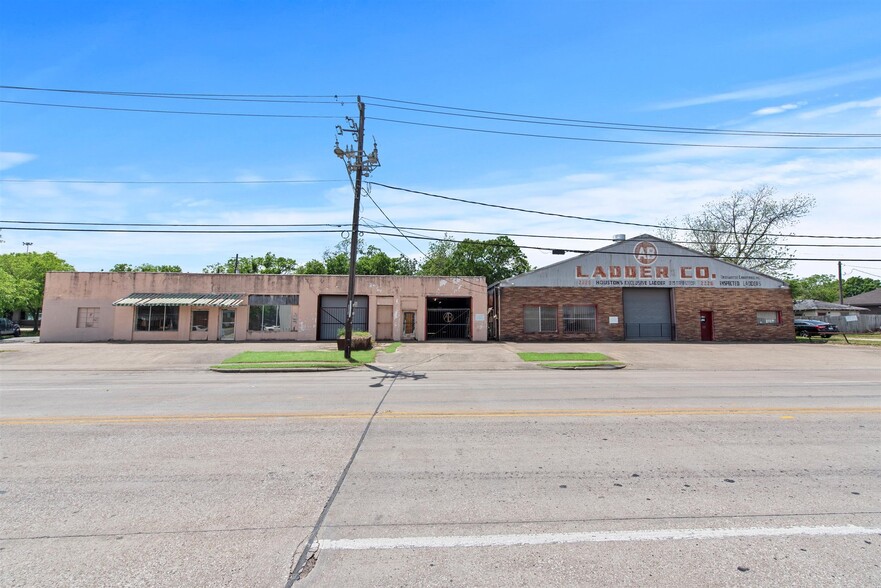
xmin=563 ymin=305 xmax=597 ymax=333
xmin=524 ymin=306 xmax=557 ymax=333
xmin=756 ymin=310 xmax=781 ymax=325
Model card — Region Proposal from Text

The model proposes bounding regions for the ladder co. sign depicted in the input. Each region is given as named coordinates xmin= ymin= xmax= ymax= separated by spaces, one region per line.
xmin=574 ymin=241 xmax=770 ymax=289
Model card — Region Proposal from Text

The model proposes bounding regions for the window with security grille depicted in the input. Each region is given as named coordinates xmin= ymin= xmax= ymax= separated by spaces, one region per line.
xmin=563 ymin=305 xmax=597 ymax=333
xmin=756 ymin=310 xmax=781 ymax=325
xmin=524 ymin=305 xmax=557 ymax=333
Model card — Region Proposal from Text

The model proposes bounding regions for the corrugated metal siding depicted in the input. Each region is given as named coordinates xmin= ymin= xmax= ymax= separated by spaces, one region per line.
xmin=113 ymin=293 xmax=244 ymax=307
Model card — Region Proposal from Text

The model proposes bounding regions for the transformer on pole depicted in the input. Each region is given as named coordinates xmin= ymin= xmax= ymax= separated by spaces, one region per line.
xmin=334 ymin=97 xmax=380 ymax=358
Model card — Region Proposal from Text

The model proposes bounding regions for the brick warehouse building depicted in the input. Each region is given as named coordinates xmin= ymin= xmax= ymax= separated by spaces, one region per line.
xmin=489 ymin=235 xmax=794 ymax=342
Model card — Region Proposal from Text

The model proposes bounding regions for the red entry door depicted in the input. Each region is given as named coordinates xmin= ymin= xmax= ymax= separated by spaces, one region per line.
xmin=699 ymin=311 xmax=714 ymax=341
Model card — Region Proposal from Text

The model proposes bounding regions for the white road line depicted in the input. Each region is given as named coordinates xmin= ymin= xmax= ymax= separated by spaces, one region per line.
xmin=320 ymin=525 xmax=881 ymax=551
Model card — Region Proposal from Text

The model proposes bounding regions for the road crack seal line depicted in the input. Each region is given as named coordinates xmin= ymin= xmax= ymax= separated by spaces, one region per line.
xmin=285 ymin=370 xmax=400 ymax=585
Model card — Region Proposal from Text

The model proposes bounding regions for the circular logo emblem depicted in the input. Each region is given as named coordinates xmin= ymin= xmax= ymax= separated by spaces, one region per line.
xmin=633 ymin=241 xmax=658 ymax=265
xmin=442 ymin=311 xmax=455 ymax=323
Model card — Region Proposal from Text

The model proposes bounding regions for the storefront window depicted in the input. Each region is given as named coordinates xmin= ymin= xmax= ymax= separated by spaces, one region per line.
xmin=136 ymin=306 xmax=179 ymax=331
xmin=248 ymin=295 xmax=299 ymax=332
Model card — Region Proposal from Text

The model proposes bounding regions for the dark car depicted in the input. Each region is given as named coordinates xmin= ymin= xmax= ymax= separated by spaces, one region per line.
xmin=0 ymin=317 xmax=22 ymax=338
xmin=794 ymin=318 xmax=839 ymax=338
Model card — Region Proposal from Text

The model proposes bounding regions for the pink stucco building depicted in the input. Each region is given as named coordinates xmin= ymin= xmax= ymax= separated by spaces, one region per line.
xmin=41 ymin=272 xmax=487 ymax=343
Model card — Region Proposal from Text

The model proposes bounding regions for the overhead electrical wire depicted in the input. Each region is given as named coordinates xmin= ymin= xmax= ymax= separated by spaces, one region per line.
xmin=369 ymin=182 xmax=881 ymax=240
xmin=0 ymin=100 xmax=342 ymax=119
xmin=362 ymin=101 xmax=880 ymax=138
xmin=360 ymin=95 xmax=881 ymax=138
xmin=3 ymin=85 xmax=875 ymax=138
xmin=2 ymin=224 xmax=879 ymax=263
xmin=367 ymin=117 xmax=879 ymax=150
xmin=0 ymin=178 xmax=346 ymax=185
xmin=4 ymin=86 xmax=877 ymax=149
xmin=3 ymin=219 xmax=880 ymax=248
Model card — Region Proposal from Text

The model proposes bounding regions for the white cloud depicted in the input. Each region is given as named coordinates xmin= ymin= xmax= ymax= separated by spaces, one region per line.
xmin=798 ymin=96 xmax=881 ymax=119
xmin=0 ymin=152 xmax=36 ymax=171
xmin=653 ymin=62 xmax=881 ymax=110
xmin=752 ymin=103 xmax=801 ymax=116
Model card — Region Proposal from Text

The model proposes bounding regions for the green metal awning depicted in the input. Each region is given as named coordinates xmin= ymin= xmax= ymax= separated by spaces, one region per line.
xmin=112 ymin=293 xmax=244 ymax=307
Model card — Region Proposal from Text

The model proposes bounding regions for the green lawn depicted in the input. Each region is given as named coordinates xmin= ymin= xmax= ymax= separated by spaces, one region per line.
xmin=214 ymin=349 xmax=376 ymax=371
xmin=518 ymin=352 xmax=613 ymax=362
xmin=794 ymin=333 xmax=881 ymax=346
xmin=517 ymin=351 xmax=623 ymax=369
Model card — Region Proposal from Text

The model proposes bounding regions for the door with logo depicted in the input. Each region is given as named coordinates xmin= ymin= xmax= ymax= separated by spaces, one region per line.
xmin=700 ymin=311 xmax=714 ymax=341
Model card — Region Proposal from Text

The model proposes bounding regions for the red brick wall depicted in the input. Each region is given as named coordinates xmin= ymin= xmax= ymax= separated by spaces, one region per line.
xmin=498 ymin=287 xmax=626 ymax=342
xmin=673 ymin=288 xmax=794 ymax=342
xmin=497 ymin=286 xmax=794 ymax=342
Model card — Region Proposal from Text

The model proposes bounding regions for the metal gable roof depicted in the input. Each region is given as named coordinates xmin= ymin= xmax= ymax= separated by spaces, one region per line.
xmin=112 ymin=293 xmax=244 ymax=307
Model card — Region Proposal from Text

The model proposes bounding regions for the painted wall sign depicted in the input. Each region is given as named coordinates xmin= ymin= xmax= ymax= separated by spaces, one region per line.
xmin=499 ymin=236 xmax=787 ymax=290
xmin=575 ymin=241 xmax=769 ymax=288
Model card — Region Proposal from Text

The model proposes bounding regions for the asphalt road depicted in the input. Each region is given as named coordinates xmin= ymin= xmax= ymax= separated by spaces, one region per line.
xmin=1 ymin=341 xmax=879 ymax=586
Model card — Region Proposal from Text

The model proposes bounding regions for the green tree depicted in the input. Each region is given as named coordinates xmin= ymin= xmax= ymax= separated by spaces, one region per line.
xmin=659 ymin=185 xmax=815 ymax=276
xmin=203 ymin=252 xmax=297 ymax=274
xmin=787 ymin=274 xmax=838 ymax=301
xmin=296 ymin=259 xmax=328 ymax=274
xmin=419 ymin=236 xmax=531 ymax=284
xmin=843 ymin=276 xmax=881 ymax=298
xmin=110 ymin=263 xmax=182 ymax=272
xmin=315 ymin=241 xmax=417 ymax=276
xmin=0 ymin=252 xmax=75 ymax=333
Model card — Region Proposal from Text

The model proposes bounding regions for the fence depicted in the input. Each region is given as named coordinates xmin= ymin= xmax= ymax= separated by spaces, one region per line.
xmin=821 ymin=314 xmax=881 ymax=333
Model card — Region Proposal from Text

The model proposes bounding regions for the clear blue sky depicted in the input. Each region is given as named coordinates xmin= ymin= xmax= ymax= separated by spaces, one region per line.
xmin=1 ymin=1 xmax=879 ymax=279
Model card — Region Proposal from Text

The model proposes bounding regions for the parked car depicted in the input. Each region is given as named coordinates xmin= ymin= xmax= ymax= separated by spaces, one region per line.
xmin=0 ymin=317 xmax=22 ymax=338
xmin=794 ymin=318 xmax=839 ymax=338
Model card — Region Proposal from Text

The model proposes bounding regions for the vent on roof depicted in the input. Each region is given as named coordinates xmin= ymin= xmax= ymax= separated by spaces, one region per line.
xmin=613 ymin=234 xmax=626 ymax=241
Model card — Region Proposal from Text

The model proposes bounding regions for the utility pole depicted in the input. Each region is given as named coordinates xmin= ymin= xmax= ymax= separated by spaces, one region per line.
xmin=334 ymin=97 xmax=380 ymax=358
xmin=838 ymin=261 xmax=844 ymax=304
xmin=23 ymin=241 xmax=33 ymax=253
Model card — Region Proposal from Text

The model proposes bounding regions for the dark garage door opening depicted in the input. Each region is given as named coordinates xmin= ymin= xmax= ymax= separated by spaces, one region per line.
xmin=426 ymin=297 xmax=471 ymax=340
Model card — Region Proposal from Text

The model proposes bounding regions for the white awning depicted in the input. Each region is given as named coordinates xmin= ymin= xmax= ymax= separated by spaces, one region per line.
xmin=112 ymin=293 xmax=244 ymax=307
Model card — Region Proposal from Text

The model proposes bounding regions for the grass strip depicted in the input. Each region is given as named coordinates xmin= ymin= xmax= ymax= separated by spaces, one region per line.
xmin=383 ymin=342 xmax=402 ymax=353
xmin=222 ymin=350 xmax=376 ymax=364
xmin=213 ymin=362 xmax=356 ymax=370
xmin=518 ymin=352 xmax=613 ymax=362
xmin=538 ymin=361 xmax=625 ymax=369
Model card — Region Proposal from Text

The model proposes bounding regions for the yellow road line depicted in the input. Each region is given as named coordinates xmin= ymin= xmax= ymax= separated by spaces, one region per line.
xmin=1 ymin=407 xmax=879 ymax=426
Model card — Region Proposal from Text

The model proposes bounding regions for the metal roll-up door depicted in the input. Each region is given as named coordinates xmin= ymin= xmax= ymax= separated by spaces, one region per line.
xmin=623 ymin=288 xmax=672 ymax=341
xmin=319 ymin=295 xmax=368 ymax=340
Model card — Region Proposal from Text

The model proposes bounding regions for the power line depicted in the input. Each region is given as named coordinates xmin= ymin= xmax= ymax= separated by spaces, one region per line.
xmin=0 ymin=85 xmax=349 ymax=104
xmin=0 ymin=178 xmax=346 ymax=185
xmin=2 ymin=223 xmax=878 ymax=263
xmin=362 ymin=186 xmax=426 ymax=256
xmin=370 ymin=182 xmax=881 ymax=240
xmin=362 ymin=101 xmax=880 ymax=139
xmin=361 ymin=94 xmax=881 ymax=138
xmin=0 ymin=100 xmax=342 ymax=119
xmin=368 ymin=116 xmax=880 ymax=150
xmin=5 ymin=86 xmax=874 ymax=138
xmin=4 ymin=219 xmax=880 ymax=248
